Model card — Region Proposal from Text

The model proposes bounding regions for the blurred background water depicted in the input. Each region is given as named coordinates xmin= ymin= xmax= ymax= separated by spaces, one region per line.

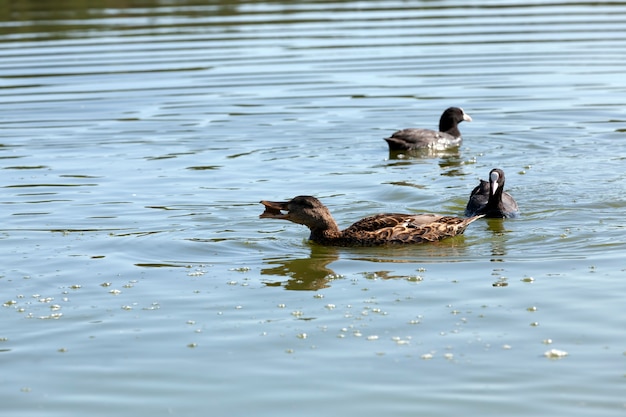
xmin=1 ymin=0 xmax=625 ymax=416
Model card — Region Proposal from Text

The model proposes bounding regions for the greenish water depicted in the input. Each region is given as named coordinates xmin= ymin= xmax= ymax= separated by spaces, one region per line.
xmin=1 ymin=1 xmax=626 ymax=416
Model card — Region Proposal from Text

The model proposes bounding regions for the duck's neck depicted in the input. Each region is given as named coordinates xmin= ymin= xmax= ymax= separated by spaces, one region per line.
xmin=308 ymin=219 xmax=343 ymax=244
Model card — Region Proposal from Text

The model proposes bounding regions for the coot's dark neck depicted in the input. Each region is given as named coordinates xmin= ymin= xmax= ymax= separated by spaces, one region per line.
xmin=439 ymin=118 xmax=461 ymax=137
xmin=487 ymin=183 xmax=506 ymax=214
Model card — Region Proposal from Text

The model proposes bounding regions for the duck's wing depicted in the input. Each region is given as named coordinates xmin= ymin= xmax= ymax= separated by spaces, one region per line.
xmin=344 ymin=213 xmax=431 ymax=233
xmin=385 ymin=128 xmax=458 ymax=150
xmin=401 ymin=215 xmax=484 ymax=243
xmin=344 ymin=213 xmax=483 ymax=245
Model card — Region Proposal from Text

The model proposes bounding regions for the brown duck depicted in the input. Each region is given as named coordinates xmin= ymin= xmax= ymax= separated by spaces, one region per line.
xmin=260 ymin=195 xmax=483 ymax=246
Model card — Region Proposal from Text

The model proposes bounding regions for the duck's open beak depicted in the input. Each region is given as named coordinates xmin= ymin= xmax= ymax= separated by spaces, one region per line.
xmin=259 ymin=200 xmax=289 ymax=219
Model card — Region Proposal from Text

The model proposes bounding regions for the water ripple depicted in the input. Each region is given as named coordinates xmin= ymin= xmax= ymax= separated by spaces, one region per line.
xmin=1 ymin=2 xmax=626 ymax=417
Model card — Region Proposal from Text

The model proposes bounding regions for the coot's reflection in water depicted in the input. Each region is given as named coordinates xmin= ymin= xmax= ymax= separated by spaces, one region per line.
xmin=485 ymin=218 xmax=510 ymax=262
xmin=386 ymin=147 xmax=466 ymax=178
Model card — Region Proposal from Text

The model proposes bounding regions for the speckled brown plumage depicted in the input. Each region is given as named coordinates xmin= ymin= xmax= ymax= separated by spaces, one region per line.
xmin=260 ymin=195 xmax=483 ymax=247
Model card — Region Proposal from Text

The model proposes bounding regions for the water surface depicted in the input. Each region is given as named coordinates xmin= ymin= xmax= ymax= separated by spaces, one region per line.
xmin=1 ymin=1 xmax=626 ymax=416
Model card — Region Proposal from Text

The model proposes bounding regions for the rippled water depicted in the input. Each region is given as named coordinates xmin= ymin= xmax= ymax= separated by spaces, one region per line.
xmin=2 ymin=1 xmax=626 ymax=416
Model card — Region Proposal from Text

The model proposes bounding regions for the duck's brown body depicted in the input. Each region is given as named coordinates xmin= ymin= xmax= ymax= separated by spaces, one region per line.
xmin=260 ymin=196 xmax=483 ymax=247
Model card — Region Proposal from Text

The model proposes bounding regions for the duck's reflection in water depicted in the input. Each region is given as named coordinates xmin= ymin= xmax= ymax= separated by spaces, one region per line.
xmin=261 ymin=236 xmax=475 ymax=290
xmin=261 ymin=246 xmax=339 ymax=291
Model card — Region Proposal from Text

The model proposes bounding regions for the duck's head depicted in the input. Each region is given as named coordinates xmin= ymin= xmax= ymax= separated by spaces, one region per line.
xmin=260 ymin=195 xmax=334 ymax=229
xmin=489 ymin=168 xmax=506 ymax=195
